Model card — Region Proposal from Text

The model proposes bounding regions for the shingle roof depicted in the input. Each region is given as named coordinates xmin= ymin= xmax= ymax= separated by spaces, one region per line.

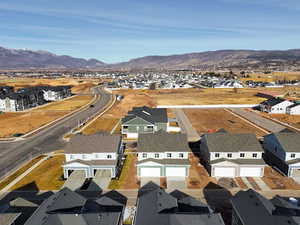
xmin=272 ymin=133 xmax=300 ymax=152
xmin=260 ymin=97 xmax=286 ymax=107
xmin=0 ymin=213 xmax=21 ymax=225
xmin=65 ymin=133 xmax=121 ymax=154
xmin=137 ymin=131 xmax=190 ymax=153
xmin=24 ymin=188 xmax=127 ymax=225
xmin=203 ymin=133 xmax=263 ymax=153
xmin=231 ymin=189 xmax=300 ymax=225
xmin=134 ymin=182 xmax=225 ymax=225
xmin=122 ymin=106 xmax=168 ymax=124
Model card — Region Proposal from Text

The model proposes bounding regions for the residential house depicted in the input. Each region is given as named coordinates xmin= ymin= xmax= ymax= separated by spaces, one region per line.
xmin=0 ymin=93 xmax=29 ymax=112
xmin=263 ymin=131 xmax=300 ymax=177
xmin=259 ymin=97 xmax=294 ymax=114
xmin=200 ymin=131 xmax=266 ymax=177
xmin=24 ymin=188 xmax=127 ymax=225
xmin=63 ymin=133 xmax=124 ymax=179
xmin=136 ymin=131 xmax=190 ymax=177
xmin=133 ymin=182 xmax=225 ymax=225
xmin=231 ymin=189 xmax=300 ymax=225
xmin=287 ymin=103 xmax=300 ymax=115
xmin=41 ymin=85 xmax=72 ymax=101
xmin=121 ymin=106 xmax=168 ymax=139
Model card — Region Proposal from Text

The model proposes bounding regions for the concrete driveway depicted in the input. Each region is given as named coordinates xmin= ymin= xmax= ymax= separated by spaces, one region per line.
xmin=87 ymin=170 xmax=111 ymax=191
xmin=140 ymin=177 xmax=160 ymax=187
xmin=167 ymin=177 xmax=187 ymax=190
xmin=62 ymin=170 xmax=86 ymax=191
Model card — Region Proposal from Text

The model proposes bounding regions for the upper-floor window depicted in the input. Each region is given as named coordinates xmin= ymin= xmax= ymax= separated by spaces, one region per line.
xmin=70 ymin=154 xmax=74 ymax=159
xmin=240 ymin=153 xmax=245 ymax=158
xmin=123 ymin=125 xmax=128 ymax=129
xmin=167 ymin=153 xmax=172 ymax=158
xmin=82 ymin=154 xmax=87 ymax=159
xmin=253 ymin=153 xmax=258 ymax=158
xmin=179 ymin=153 xmax=184 ymax=158
xmin=107 ymin=154 xmax=112 ymax=159
xmin=95 ymin=154 xmax=99 ymax=159
xmin=291 ymin=153 xmax=296 ymax=158
xmin=215 ymin=153 xmax=220 ymax=158
xmin=155 ymin=153 xmax=159 ymax=158
xmin=227 ymin=153 xmax=232 ymax=158
xmin=142 ymin=153 xmax=147 ymax=158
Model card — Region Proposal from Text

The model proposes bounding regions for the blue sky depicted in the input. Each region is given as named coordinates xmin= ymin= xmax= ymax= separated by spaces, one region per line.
xmin=0 ymin=0 xmax=300 ymax=63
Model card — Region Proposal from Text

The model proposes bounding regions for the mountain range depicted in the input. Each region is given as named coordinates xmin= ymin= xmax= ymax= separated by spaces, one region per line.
xmin=1 ymin=46 xmax=300 ymax=70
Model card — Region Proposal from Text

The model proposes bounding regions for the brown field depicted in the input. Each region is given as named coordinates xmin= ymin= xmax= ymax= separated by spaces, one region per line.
xmin=0 ymin=95 xmax=93 ymax=137
xmin=184 ymin=108 xmax=267 ymax=136
xmin=262 ymin=167 xmax=300 ymax=190
xmin=0 ymin=155 xmax=45 ymax=191
xmin=241 ymin=72 xmax=300 ymax=83
xmin=114 ymin=88 xmax=268 ymax=106
xmin=10 ymin=155 xmax=65 ymax=191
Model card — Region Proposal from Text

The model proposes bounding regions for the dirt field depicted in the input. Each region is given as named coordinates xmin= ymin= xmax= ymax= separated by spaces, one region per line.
xmin=240 ymin=72 xmax=300 ymax=83
xmin=10 ymin=155 xmax=65 ymax=191
xmin=114 ymin=88 xmax=268 ymax=106
xmin=259 ymin=112 xmax=300 ymax=130
xmin=184 ymin=108 xmax=267 ymax=136
xmin=262 ymin=167 xmax=300 ymax=190
xmin=0 ymin=95 xmax=93 ymax=138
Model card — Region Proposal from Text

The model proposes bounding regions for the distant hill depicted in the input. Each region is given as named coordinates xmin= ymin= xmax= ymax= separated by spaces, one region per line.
xmin=110 ymin=49 xmax=300 ymax=70
xmin=1 ymin=46 xmax=300 ymax=70
xmin=0 ymin=47 xmax=105 ymax=69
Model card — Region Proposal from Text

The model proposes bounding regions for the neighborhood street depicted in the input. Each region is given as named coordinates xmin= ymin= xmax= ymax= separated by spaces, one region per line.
xmin=0 ymin=87 xmax=113 ymax=181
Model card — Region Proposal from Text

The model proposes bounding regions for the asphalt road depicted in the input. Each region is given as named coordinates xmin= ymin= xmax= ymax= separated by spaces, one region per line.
xmin=0 ymin=87 xmax=113 ymax=180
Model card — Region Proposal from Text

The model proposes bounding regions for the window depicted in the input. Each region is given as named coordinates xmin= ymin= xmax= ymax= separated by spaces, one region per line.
xmin=123 ymin=125 xmax=128 ymax=129
xmin=155 ymin=153 xmax=159 ymax=158
xmin=227 ymin=153 xmax=232 ymax=158
xmin=240 ymin=153 xmax=245 ymax=158
xmin=82 ymin=154 xmax=87 ymax=159
xmin=107 ymin=154 xmax=112 ymax=159
xmin=142 ymin=153 xmax=147 ymax=158
xmin=253 ymin=153 xmax=258 ymax=158
xmin=179 ymin=153 xmax=184 ymax=158
xmin=70 ymin=154 xmax=74 ymax=159
xmin=291 ymin=153 xmax=296 ymax=158
xmin=147 ymin=125 xmax=153 ymax=128
xmin=215 ymin=153 xmax=220 ymax=158
xmin=95 ymin=154 xmax=99 ymax=159
xmin=167 ymin=153 xmax=172 ymax=158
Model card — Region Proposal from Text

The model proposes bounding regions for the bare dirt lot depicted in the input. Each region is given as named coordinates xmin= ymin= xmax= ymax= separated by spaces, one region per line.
xmin=184 ymin=108 xmax=267 ymax=136
xmin=114 ymin=88 xmax=268 ymax=106
xmin=0 ymin=95 xmax=93 ymax=138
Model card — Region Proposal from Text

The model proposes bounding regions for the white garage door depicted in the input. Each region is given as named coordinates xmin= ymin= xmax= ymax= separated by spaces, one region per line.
xmin=166 ymin=167 xmax=186 ymax=177
xmin=140 ymin=167 xmax=161 ymax=177
xmin=214 ymin=167 xmax=236 ymax=177
xmin=240 ymin=167 xmax=262 ymax=177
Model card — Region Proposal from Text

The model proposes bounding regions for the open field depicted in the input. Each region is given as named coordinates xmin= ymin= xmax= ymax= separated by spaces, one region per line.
xmin=240 ymin=72 xmax=300 ymax=83
xmin=114 ymin=88 xmax=268 ymax=106
xmin=0 ymin=95 xmax=93 ymax=137
xmin=0 ymin=155 xmax=45 ymax=191
xmin=10 ymin=155 xmax=65 ymax=191
xmin=258 ymin=111 xmax=300 ymax=130
xmin=184 ymin=108 xmax=267 ymax=136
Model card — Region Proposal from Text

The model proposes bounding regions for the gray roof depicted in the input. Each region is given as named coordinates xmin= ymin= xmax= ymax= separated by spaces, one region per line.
xmin=231 ymin=189 xmax=300 ymax=225
xmin=65 ymin=133 xmax=121 ymax=154
xmin=0 ymin=213 xmax=21 ymax=225
xmin=137 ymin=158 xmax=190 ymax=165
xmin=272 ymin=133 xmax=300 ymax=152
xmin=203 ymin=133 xmax=263 ymax=153
xmin=135 ymin=182 xmax=225 ymax=225
xmin=210 ymin=158 xmax=266 ymax=165
xmin=122 ymin=106 xmax=168 ymax=124
xmin=24 ymin=188 xmax=127 ymax=225
xmin=137 ymin=131 xmax=190 ymax=153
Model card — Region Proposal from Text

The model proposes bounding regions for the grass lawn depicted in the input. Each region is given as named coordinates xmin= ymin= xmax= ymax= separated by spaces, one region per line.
xmin=10 ymin=155 xmax=65 ymax=191
xmin=108 ymin=153 xmax=139 ymax=189
xmin=0 ymin=155 xmax=45 ymax=191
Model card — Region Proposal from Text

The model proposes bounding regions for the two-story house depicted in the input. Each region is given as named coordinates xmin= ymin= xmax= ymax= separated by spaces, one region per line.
xmin=133 ymin=182 xmax=225 ymax=225
xmin=42 ymin=85 xmax=72 ymax=101
xmin=136 ymin=131 xmax=191 ymax=177
xmin=63 ymin=133 xmax=123 ymax=179
xmin=231 ymin=189 xmax=300 ymax=225
xmin=263 ymin=131 xmax=300 ymax=177
xmin=121 ymin=106 xmax=168 ymax=138
xmin=24 ymin=187 xmax=127 ymax=225
xmin=200 ymin=131 xmax=265 ymax=177
xmin=259 ymin=97 xmax=294 ymax=114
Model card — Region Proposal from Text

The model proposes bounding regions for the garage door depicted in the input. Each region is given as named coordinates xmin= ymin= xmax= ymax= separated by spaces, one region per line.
xmin=140 ymin=167 xmax=161 ymax=177
xmin=166 ymin=167 xmax=186 ymax=177
xmin=240 ymin=167 xmax=262 ymax=177
xmin=214 ymin=167 xmax=236 ymax=177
